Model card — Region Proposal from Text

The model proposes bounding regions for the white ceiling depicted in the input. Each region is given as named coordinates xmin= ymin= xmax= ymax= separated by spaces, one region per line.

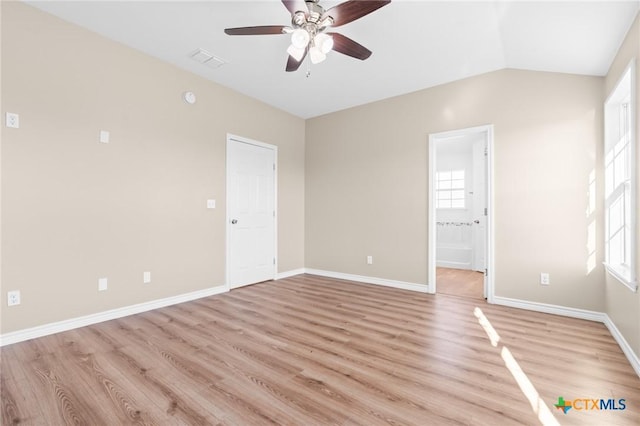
xmin=26 ymin=0 xmax=640 ymax=119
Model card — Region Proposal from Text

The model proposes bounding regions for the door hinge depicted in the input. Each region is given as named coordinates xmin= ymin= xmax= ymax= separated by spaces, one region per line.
xmin=485 ymin=268 xmax=488 ymax=276
xmin=273 ymin=163 xmax=276 ymax=171
xmin=484 ymin=207 xmax=487 ymax=216
xmin=273 ymin=258 xmax=276 ymax=265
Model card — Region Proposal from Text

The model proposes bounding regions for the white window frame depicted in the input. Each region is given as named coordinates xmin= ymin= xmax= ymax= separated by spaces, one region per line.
xmin=436 ymin=169 xmax=466 ymax=209
xmin=604 ymin=60 xmax=637 ymax=292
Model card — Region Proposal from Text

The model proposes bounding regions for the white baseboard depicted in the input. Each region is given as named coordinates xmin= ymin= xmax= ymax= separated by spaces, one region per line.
xmin=0 ymin=285 xmax=228 ymax=347
xmin=603 ymin=314 xmax=640 ymax=377
xmin=3 ymin=272 xmax=639 ymax=380
xmin=492 ymin=296 xmax=606 ymax=322
xmin=436 ymin=261 xmax=472 ymax=270
xmin=305 ymin=268 xmax=429 ymax=293
xmin=484 ymin=296 xmax=640 ymax=378
xmin=276 ymin=268 xmax=306 ymax=280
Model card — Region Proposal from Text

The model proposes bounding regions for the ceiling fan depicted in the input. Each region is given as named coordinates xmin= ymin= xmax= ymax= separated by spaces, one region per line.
xmin=224 ymin=0 xmax=391 ymax=72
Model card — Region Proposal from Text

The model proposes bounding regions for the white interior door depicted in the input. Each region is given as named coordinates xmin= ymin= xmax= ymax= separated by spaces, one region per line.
xmin=227 ymin=136 xmax=276 ymax=289
xmin=472 ymin=137 xmax=488 ymax=295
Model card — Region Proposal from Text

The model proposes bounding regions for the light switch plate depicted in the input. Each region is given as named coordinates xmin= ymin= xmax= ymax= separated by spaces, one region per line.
xmin=99 ymin=130 xmax=110 ymax=143
xmin=143 ymin=271 xmax=151 ymax=284
xmin=207 ymin=199 xmax=216 ymax=209
xmin=98 ymin=277 xmax=108 ymax=291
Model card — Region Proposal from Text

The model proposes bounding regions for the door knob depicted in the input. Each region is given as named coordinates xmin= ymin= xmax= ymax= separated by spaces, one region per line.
xmin=474 ymin=220 xmax=480 ymax=224
xmin=231 ymin=219 xmax=238 ymax=224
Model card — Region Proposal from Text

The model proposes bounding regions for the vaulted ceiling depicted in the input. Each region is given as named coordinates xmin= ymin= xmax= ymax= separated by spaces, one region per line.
xmin=27 ymin=1 xmax=640 ymax=118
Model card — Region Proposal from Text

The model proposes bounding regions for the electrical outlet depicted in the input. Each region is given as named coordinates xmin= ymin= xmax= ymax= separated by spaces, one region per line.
xmin=367 ymin=255 xmax=373 ymax=265
xmin=7 ymin=290 xmax=20 ymax=306
xmin=6 ymin=112 xmax=19 ymax=128
xmin=540 ymin=273 xmax=550 ymax=285
xmin=98 ymin=277 xmax=108 ymax=291
xmin=143 ymin=271 xmax=151 ymax=284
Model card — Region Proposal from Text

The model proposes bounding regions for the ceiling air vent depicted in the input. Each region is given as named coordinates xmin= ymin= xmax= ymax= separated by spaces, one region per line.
xmin=189 ymin=48 xmax=227 ymax=69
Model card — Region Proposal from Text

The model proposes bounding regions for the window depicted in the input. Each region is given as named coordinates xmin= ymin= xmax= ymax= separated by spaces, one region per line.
xmin=604 ymin=61 xmax=637 ymax=291
xmin=436 ymin=170 xmax=465 ymax=208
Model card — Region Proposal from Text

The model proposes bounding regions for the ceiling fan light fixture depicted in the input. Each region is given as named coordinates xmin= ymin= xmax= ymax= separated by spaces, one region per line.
xmin=224 ymin=0 xmax=391 ymax=72
xmin=291 ymin=28 xmax=310 ymax=49
xmin=309 ymin=45 xmax=326 ymax=64
xmin=287 ymin=44 xmax=306 ymax=62
xmin=314 ymin=33 xmax=333 ymax=54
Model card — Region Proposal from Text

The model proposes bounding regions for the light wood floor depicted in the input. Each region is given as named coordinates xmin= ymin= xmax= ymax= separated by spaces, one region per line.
xmin=2 ymin=274 xmax=639 ymax=425
xmin=437 ymin=267 xmax=485 ymax=299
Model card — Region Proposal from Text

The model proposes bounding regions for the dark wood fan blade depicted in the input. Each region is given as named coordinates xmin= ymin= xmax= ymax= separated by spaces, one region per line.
xmin=282 ymin=0 xmax=308 ymax=15
xmin=224 ymin=26 xmax=286 ymax=35
xmin=327 ymin=32 xmax=372 ymax=60
xmin=322 ymin=0 xmax=390 ymax=27
xmin=286 ymin=48 xmax=308 ymax=72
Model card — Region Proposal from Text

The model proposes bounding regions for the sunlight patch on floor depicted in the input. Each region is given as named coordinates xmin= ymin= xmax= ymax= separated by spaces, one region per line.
xmin=475 ymin=307 xmax=560 ymax=426
xmin=474 ymin=307 xmax=500 ymax=347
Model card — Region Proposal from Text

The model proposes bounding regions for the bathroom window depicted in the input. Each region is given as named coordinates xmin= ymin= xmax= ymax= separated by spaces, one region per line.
xmin=604 ymin=61 xmax=636 ymax=291
xmin=436 ymin=170 xmax=465 ymax=208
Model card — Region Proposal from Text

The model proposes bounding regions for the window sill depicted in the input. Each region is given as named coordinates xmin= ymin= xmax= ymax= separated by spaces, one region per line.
xmin=603 ymin=263 xmax=638 ymax=292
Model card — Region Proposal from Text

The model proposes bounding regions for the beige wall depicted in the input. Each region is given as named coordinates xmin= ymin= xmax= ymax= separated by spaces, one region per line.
xmin=306 ymin=68 xmax=605 ymax=311
xmin=2 ymin=1 xmax=637 ymax=367
xmin=604 ymin=13 xmax=640 ymax=357
xmin=0 ymin=2 xmax=305 ymax=333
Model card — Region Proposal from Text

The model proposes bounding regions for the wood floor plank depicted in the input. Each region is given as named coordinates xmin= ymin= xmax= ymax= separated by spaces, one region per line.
xmin=437 ymin=267 xmax=484 ymax=299
xmin=2 ymin=274 xmax=640 ymax=425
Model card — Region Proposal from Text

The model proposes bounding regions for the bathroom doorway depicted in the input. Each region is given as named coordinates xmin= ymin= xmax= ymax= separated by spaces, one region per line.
xmin=428 ymin=125 xmax=494 ymax=301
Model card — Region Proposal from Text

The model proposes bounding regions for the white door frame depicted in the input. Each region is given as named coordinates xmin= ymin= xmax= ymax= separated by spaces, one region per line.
xmin=428 ymin=125 xmax=495 ymax=302
xmin=225 ymin=133 xmax=278 ymax=290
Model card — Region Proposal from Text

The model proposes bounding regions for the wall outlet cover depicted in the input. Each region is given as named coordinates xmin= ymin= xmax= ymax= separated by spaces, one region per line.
xmin=6 ymin=112 xmax=19 ymax=129
xmin=7 ymin=290 xmax=21 ymax=306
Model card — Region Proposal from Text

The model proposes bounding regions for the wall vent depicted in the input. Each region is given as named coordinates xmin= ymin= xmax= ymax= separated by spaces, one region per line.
xmin=189 ymin=48 xmax=227 ymax=69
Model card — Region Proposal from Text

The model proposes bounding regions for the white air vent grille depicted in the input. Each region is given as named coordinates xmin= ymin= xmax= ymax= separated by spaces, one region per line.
xmin=190 ymin=48 xmax=227 ymax=69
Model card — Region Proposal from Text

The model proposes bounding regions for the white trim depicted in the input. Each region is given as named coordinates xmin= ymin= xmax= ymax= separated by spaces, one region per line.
xmin=0 ymin=285 xmax=227 ymax=347
xmin=604 ymin=262 xmax=638 ymax=292
xmin=226 ymin=134 xmax=278 ymax=290
xmin=603 ymin=59 xmax=637 ymax=292
xmin=603 ymin=314 xmax=640 ymax=378
xmin=306 ymin=269 xmax=640 ymax=378
xmin=428 ymin=135 xmax=436 ymax=294
xmin=492 ymin=296 xmax=606 ymax=322
xmin=436 ymin=260 xmax=472 ymax=270
xmin=486 ymin=126 xmax=495 ymax=303
xmin=276 ymin=268 xmax=305 ymax=280
xmin=493 ymin=296 xmax=640 ymax=378
xmin=428 ymin=125 xmax=495 ymax=300
xmin=305 ymin=268 xmax=429 ymax=293
xmin=3 ymin=271 xmax=640 ymax=379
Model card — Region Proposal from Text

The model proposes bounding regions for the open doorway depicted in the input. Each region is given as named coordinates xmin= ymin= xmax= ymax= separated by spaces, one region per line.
xmin=428 ymin=125 xmax=494 ymax=301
